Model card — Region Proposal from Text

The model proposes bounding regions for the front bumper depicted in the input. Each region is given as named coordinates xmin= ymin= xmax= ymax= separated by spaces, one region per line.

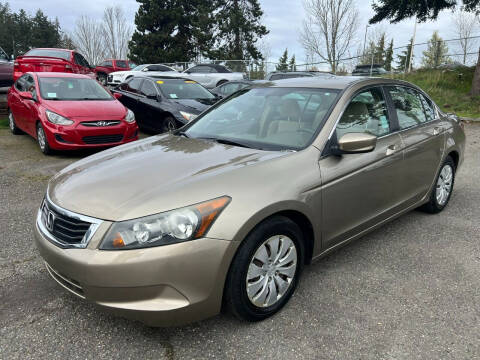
xmin=34 ymin=215 xmax=237 ymax=326
xmin=42 ymin=120 xmax=139 ymax=150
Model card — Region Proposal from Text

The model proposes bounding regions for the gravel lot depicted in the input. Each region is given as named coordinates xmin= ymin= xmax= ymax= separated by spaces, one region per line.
xmin=1 ymin=124 xmax=479 ymax=360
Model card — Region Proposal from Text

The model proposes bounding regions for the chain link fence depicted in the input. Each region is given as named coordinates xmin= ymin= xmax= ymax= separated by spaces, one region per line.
xmin=154 ymin=36 xmax=480 ymax=80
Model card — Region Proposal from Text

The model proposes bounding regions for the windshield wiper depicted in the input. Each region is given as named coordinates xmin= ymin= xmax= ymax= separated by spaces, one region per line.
xmin=177 ymin=131 xmax=189 ymax=138
xmin=197 ymin=137 xmax=254 ymax=149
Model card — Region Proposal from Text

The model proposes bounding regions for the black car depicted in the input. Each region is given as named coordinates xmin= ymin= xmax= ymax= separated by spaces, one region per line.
xmin=112 ymin=76 xmax=218 ymax=133
xmin=210 ymin=80 xmax=270 ymax=98
xmin=352 ymin=64 xmax=388 ymax=76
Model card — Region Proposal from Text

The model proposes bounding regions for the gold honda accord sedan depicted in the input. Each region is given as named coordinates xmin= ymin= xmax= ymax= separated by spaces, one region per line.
xmin=35 ymin=76 xmax=465 ymax=326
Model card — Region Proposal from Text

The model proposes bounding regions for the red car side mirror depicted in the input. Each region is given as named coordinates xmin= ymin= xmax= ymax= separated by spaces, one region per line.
xmin=113 ymin=93 xmax=122 ymax=100
xmin=19 ymin=91 xmax=34 ymax=101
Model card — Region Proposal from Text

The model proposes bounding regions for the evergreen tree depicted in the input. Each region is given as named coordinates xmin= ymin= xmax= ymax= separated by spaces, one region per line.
xmin=384 ymin=39 xmax=394 ymax=71
xmin=422 ymin=31 xmax=450 ymax=68
xmin=396 ymin=38 xmax=414 ymax=71
xmin=128 ymin=0 xmax=216 ymax=63
xmin=374 ymin=33 xmax=386 ymax=65
xmin=276 ymin=49 xmax=289 ymax=71
xmin=210 ymin=0 xmax=268 ymax=62
xmin=289 ymin=54 xmax=296 ymax=71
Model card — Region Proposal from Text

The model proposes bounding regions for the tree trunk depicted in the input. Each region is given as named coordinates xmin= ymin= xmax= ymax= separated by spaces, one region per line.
xmin=471 ymin=47 xmax=480 ymax=96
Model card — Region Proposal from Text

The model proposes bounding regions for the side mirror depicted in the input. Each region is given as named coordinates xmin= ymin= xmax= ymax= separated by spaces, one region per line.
xmin=336 ymin=132 xmax=377 ymax=154
xmin=113 ymin=93 xmax=122 ymax=100
xmin=19 ymin=91 xmax=34 ymax=101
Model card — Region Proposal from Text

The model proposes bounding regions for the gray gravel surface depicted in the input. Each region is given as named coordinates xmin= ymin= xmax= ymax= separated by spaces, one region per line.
xmin=1 ymin=125 xmax=479 ymax=360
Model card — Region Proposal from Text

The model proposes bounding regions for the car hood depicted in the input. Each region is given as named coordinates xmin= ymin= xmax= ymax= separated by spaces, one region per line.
xmin=42 ymin=99 xmax=126 ymax=119
xmin=48 ymin=134 xmax=287 ymax=221
xmin=169 ymin=99 xmax=215 ymax=114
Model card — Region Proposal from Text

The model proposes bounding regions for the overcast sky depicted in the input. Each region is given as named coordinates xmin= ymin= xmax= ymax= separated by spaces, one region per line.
xmin=9 ymin=0 xmax=479 ymax=67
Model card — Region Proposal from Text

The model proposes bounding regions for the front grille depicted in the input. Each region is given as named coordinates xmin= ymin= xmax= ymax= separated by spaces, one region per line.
xmin=45 ymin=262 xmax=85 ymax=299
xmin=81 ymin=121 xmax=120 ymax=127
xmin=40 ymin=200 xmax=92 ymax=245
xmin=82 ymin=134 xmax=123 ymax=144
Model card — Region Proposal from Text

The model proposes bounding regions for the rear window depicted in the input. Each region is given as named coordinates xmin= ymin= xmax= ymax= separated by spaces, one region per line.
xmin=116 ymin=61 xmax=128 ymax=68
xmin=24 ymin=49 xmax=70 ymax=61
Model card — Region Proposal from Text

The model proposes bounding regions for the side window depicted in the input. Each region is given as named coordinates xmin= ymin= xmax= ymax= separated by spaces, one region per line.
xmin=207 ymin=66 xmax=218 ymax=73
xmin=73 ymin=53 xmax=83 ymax=66
xmin=189 ymin=66 xmax=210 ymax=73
xmin=125 ymin=78 xmax=143 ymax=94
xmin=336 ymin=87 xmax=390 ymax=138
xmin=15 ymin=75 xmax=29 ymax=92
xmin=222 ymin=83 xmax=240 ymax=95
xmin=140 ymin=80 xmax=157 ymax=97
xmin=25 ymin=75 xmax=35 ymax=93
xmin=103 ymin=60 xmax=113 ymax=67
xmin=0 ymin=49 xmax=8 ymax=61
xmin=270 ymin=74 xmax=283 ymax=80
xmin=419 ymin=93 xmax=437 ymax=122
xmin=388 ymin=86 xmax=427 ymax=129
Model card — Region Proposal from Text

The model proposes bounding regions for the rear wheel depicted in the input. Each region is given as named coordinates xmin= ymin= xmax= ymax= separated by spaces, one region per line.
xmin=162 ymin=116 xmax=177 ymax=133
xmin=224 ymin=216 xmax=304 ymax=321
xmin=36 ymin=123 xmax=52 ymax=155
xmin=419 ymin=156 xmax=455 ymax=213
xmin=8 ymin=110 xmax=22 ymax=135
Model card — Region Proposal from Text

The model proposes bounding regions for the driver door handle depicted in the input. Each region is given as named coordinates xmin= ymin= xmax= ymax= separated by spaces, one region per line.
xmin=386 ymin=144 xmax=399 ymax=156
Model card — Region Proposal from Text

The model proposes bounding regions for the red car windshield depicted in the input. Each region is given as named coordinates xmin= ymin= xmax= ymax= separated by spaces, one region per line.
xmin=116 ymin=61 xmax=128 ymax=68
xmin=38 ymin=77 xmax=113 ymax=101
xmin=24 ymin=49 xmax=70 ymax=60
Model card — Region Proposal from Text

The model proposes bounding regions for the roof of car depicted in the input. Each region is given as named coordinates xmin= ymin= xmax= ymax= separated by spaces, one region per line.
xmin=250 ymin=75 xmax=402 ymax=90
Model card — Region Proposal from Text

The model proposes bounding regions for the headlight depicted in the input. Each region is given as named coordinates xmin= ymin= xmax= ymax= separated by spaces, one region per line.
xmin=45 ymin=110 xmax=74 ymax=125
xmin=100 ymin=196 xmax=231 ymax=250
xmin=125 ymin=108 xmax=135 ymax=123
xmin=180 ymin=111 xmax=198 ymax=122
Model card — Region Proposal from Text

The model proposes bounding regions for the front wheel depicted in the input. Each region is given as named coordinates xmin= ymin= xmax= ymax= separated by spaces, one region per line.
xmin=8 ymin=110 xmax=22 ymax=135
xmin=162 ymin=116 xmax=177 ymax=133
xmin=419 ymin=156 xmax=455 ymax=213
xmin=224 ymin=216 xmax=304 ymax=321
xmin=36 ymin=123 xmax=52 ymax=155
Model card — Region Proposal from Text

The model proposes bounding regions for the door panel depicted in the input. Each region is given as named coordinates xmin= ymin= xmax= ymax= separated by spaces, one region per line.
xmin=320 ymin=86 xmax=405 ymax=249
xmin=320 ymin=133 xmax=404 ymax=248
xmin=387 ymin=86 xmax=445 ymax=205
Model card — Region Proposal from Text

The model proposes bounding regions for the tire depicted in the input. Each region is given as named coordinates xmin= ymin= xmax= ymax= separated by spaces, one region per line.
xmin=224 ymin=216 xmax=304 ymax=322
xmin=8 ymin=110 xmax=22 ymax=135
xmin=36 ymin=123 xmax=52 ymax=155
xmin=419 ymin=156 xmax=455 ymax=213
xmin=97 ymin=73 xmax=108 ymax=86
xmin=162 ymin=116 xmax=177 ymax=133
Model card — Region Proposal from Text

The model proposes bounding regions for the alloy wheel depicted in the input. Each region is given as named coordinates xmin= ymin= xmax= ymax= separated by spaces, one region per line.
xmin=436 ymin=164 xmax=453 ymax=206
xmin=9 ymin=112 xmax=14 ymax=131
xmin=246 ymin=235 xmax=297 ymax=308
xmin=37 ymin=126 xmax=46 ymax=151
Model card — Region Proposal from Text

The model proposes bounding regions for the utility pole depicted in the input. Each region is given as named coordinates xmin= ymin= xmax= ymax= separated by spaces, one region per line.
xmin=408 ymin=18 xmax=417 ymax=73
xmin=363 ymin=24 xmax=369 ymax=62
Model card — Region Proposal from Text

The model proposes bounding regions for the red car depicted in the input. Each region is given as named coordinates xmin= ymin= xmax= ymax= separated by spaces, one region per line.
xmin=7 ymin=72 xmax=138 ymax=154
xmin=95 ymin=59 xmax=134 ymax=85
xmin=13 ymin=48 xmax=95 ymax=82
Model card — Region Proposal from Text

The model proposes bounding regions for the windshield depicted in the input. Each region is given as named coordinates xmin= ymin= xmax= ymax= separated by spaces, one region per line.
xmin=38 ymin=77 xmax=113 ymax=101
xmin=156 ymin=79 xmax=215 ymax=100
xmin=132 ymin=65 xmax=146 ymax=71
xmin=183 ymin=87 xmax=339 ymax=151
xmin=25 ymin=49 xmax=70 ymax=60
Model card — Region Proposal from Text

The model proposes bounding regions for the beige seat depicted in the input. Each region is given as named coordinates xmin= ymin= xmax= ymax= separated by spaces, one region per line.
xmin=266 ymin=99 xmax=301 ymax=136
xmin=336 ymin=101 xmax=370 ymax=138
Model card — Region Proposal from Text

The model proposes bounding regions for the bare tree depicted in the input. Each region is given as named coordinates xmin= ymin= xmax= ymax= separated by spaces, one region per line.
xmin=452 ymin=9 xmax=478 ymax=64
xmin=102 ymin=5 xmax=132 ymax=60
xmin=71 ymin=15 xmax=105 ymax=66
xmin=300 ymin=0 xmax=358 ymax=72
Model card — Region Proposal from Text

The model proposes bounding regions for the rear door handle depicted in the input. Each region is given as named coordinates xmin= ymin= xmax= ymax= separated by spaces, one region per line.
xmin=433 ymin=126 xmax=443 ymax=136
xmin=386 ymin=144 xmax=399 ymax=156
